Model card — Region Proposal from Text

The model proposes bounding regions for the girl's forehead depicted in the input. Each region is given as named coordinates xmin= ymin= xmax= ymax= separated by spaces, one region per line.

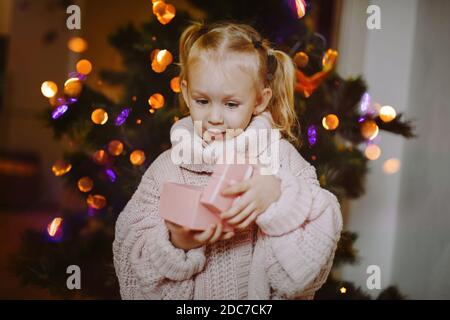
xmin=188 ymin=54 xmax=259 ymax=94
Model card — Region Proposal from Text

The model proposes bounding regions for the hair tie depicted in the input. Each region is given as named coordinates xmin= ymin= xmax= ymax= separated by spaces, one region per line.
xmin=252 ymin=38 xmax=263 ymax=50
xmin=198 ymin=24 xmax=209 ymax=37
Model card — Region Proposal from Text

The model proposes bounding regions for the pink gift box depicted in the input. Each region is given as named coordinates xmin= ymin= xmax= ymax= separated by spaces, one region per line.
xmin=200 ymin=164 xmax=253 ymax=214
xmin=158 ymin=164 xmax=253 ymax=232
xmin=159 ymin=182 xmax=234 ymax=231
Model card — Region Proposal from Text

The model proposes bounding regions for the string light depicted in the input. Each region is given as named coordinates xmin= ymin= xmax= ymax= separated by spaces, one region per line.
xmin=322 ymin=114 xmax=339 ymax=131
xmin=379 ymin=105 xmax=397 ymax=123
xmin=115 ymin=108 xmax=131 ymax=126
xmin=108 ymin=140 xmax=124 ymax=156
xmin=364 ymin=144 xmax=381 ymax=160
xmin=51 ymin=105 xmax=69 ymax=120
xmin=68 ymin=37 xmax=88 ymax=53
xmin=307 ymin=125 xmax=317 ymax=146
xmin=92 ymin=150 xmax=108 ymax=165
xmin=76 ymin=59 xmax=92 ymax=75
xmin=294 ymin=51 xmax=309 ymax=68
xmin=361 ymin=120 xmax=379 ymax=140
xmin=294 ymin=0 xmax=306 ymax=18
xmin=383 ymin=158 xmax=401 ymax=174
xmin=52 ymin=160 xmax=72 ymax=176
xmin=148 ymin=93 xmax=165 ymax=109
xmin=130 ymin=150 xmax=146 ymax=166
xmin=156 ymin=49 xmax=173 ymax=66
xmin=87 ymin=194 xmax=107 ymax=210
xmin=152 ymin=1 xmax=176 ymax=25
xmin=91 ymin=108 xmax=108 ymax=125
xmin=63 ymin=78 xmax=83 ymax=97
xmin=170 ymin=76 xmax=181 ymax=93
xmin=47 ymin=217 xmax=63 ymax=238
xmin=41 ymin=81 xmax=58 ymax=98
xmin=78 ymin=177 xmax=93 ymax=193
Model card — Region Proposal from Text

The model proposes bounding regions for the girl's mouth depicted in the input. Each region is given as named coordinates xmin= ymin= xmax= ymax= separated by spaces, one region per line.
xmin=204 ymin=128 xmax=226 ymax=141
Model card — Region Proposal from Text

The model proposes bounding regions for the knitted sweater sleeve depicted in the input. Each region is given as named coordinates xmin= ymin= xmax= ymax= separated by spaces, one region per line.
xmin=255 ymin=142 xmax=343 ymax=299
xmin=113 ymin=165 xmax=206 ymax=300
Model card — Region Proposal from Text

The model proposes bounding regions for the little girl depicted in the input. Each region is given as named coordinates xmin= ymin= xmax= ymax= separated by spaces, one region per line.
xmin=113 ymin=21 xmax=343 ymax=300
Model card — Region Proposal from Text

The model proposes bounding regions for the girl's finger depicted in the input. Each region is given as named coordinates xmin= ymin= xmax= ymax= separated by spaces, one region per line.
xmin=220 ymin=231 xmax=235 ymax=241
xmin=222 ymin=181 xmax=250 ymax=196
xmin=193 ymin=224 xmax=215 ymax=242
xmin=227 ymin=202 xmax=256 ymax=225
xmin=220 ymin=195 xmax=250 ymax=219
xmin=208 ymin=223 xmax=223 ymax=244
xmin=235 ymin=210 xmax=259 ymax=230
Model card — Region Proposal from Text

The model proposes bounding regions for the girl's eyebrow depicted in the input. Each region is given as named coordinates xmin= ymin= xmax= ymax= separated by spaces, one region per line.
xmin=191 ymin=91 xmax=241 ymax=99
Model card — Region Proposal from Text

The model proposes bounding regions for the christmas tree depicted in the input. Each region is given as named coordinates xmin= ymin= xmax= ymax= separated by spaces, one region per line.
xmin=10 ymin=0 xmax=414 ymax=299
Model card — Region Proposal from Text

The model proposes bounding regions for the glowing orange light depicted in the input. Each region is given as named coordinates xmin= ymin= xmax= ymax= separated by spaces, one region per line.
xmin=52 ymin=160 xmax=72 ymax=177
xmin=76 ymin=59 xmax=93 ymax=75
xmin=361 ymin=120 xmax=379 ymax=140
xmin=47 ymin=217 xmax=63 ymax=237
xmin=156 ymin=49 xmax=173 ymax=67
xmin=295 ymin=0 xmax=306 ymax=18
xmin=294 ymin=52 xmax=309 ymax=68
xmin=87 ymin=194 xmax=107 ymax=210
xmin=108 ymin=140 xmax=124 ymax=156
xmin=91 ymin=108 xmax=108 ymax=125
xmin=68 ymin=37 xmax=88 ymax=53
xmin=379 ymin=105 xmax=397 ymax=123
xmin=64 ymin=78 xmax=83 ymax=97
xmin=322 ymin=114 xmax=339 ymax=131
xmin=130 ymin=150 xmax=146 ymax=166
xmin=365 ymin=144 xmax=381 ymax=160
xmin=41 ymin=81 xmax=58 ymax=98
xmin=78 ymin=177 xmax=93 ymax=193
xmin=148 ymin=93 xmax=165 ymax=109
xmin=170 ymin=76 xmax=181 ymax=93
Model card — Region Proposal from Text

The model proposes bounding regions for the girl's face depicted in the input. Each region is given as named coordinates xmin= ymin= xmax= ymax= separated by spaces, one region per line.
xmin=181 ymin=54 xmax=272 ymax=143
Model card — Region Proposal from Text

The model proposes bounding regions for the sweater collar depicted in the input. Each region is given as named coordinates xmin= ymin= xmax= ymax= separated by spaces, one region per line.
xmin=169 ymin=112 xmax=279 ymax=173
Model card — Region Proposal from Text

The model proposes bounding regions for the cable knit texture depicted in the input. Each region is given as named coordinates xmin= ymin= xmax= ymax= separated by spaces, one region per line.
xmin=113 ymin=114 xmax=343 ymax=300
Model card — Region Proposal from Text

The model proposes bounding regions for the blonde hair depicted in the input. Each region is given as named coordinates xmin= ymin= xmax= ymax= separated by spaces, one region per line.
xmin=177 ymin=21 xmax=300 ymax=147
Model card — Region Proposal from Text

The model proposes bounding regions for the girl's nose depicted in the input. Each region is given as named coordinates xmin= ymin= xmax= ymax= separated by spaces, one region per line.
xmin=208 ymin=104 xmax=223 ymax=125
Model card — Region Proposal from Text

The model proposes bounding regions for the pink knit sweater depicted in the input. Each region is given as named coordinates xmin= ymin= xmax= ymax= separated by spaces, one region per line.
xmin=113 ymin=116 xmax=343 ymax=300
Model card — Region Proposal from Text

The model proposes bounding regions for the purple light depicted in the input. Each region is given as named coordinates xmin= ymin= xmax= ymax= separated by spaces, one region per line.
xmin=115 ymin=108 xmax=131 ymax=126
xmin=358 ymin=116 xmax=366 ymax=123
xmin=307 ymin=125 xmax=317 ymax=146
xmin=87 ymin=207 xmax=96 ymax=217
xmin=52 ymin=105 xmax=68 ymax=119
xmin=360 ymin=92 xmax=371 ymax=113
xmin=57 ymin=97 xmax=78 ymax=105
xmin=68 ymin=72 xmax=87 ymax=81
xmin=105 ymin=169 xmax=116 ymax=182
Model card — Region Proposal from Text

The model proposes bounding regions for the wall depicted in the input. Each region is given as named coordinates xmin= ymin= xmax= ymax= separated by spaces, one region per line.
xmin=338 ymin=0 xmax=450 ymax=299
xmin=391 ymin=0 xmax=450 ymax=299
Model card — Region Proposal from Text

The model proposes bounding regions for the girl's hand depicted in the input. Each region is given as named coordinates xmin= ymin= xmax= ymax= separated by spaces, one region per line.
xmin=220 ymin=165 xmax=281 ymax=230
xmin=165 ymin=220 xmax=235 ymax=251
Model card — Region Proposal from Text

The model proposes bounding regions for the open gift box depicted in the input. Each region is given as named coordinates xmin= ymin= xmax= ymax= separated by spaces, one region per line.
xmin=159 ymin=164 xmax=253 ymax=231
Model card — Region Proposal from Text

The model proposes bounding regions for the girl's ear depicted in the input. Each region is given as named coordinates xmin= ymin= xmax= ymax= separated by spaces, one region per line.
xmin=181 ymin=80 xmax=190 ymax=110
xmin=253 ymin=87 xmax=272 ymax=115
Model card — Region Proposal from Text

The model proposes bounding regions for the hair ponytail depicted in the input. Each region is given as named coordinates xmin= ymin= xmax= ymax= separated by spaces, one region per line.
xmin=267 ymin=49 xmax=300 ymax=147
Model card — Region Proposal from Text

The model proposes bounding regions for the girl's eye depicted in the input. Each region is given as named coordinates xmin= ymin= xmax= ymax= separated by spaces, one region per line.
xmin=226 ymin=102 xmax=239 ymax=109
xmin=195 ymin=99 xmax=209 ymax=105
